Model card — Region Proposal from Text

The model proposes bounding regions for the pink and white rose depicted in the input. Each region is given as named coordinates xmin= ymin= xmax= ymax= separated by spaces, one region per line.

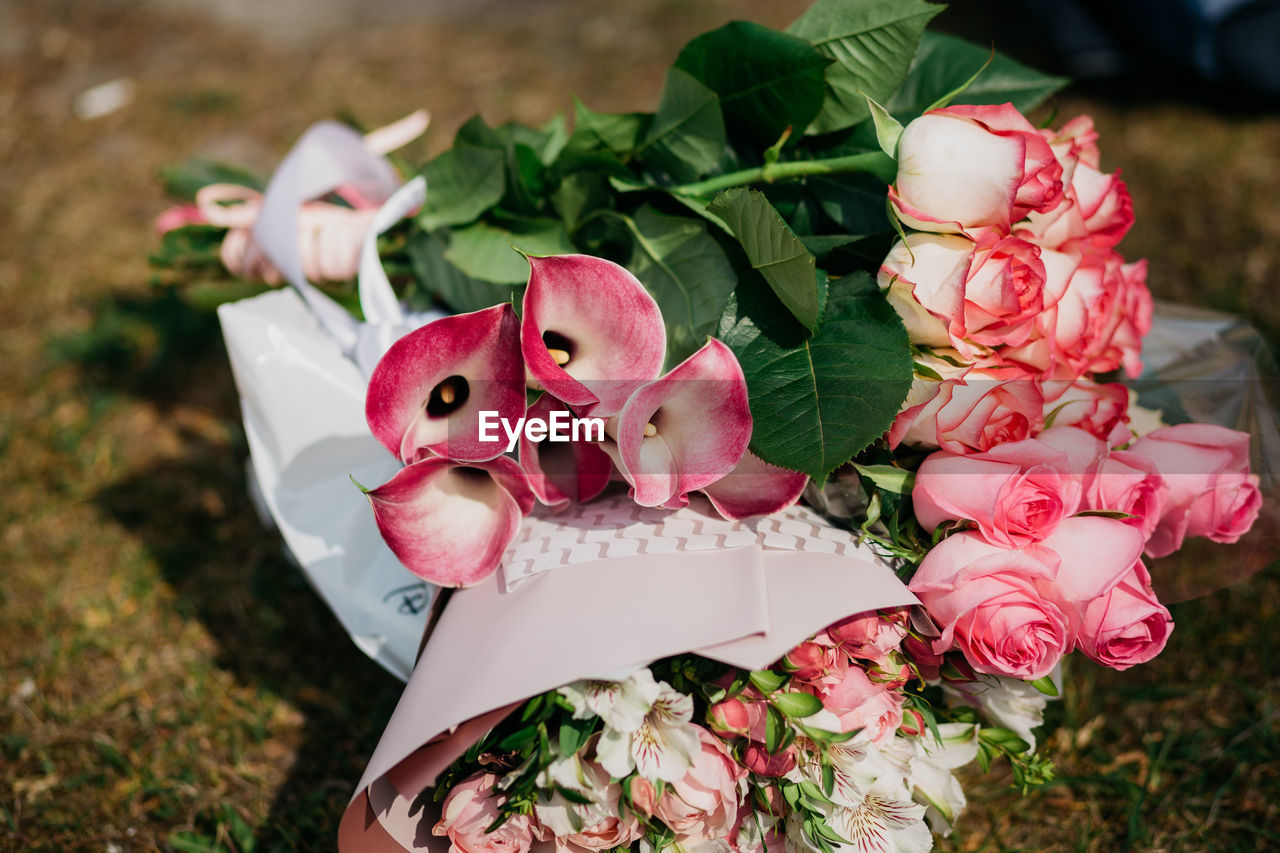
xmin=434 ymin=773 xmax=537 ymax=853
xmin=631 ymin=728 xmax=745 ymax=846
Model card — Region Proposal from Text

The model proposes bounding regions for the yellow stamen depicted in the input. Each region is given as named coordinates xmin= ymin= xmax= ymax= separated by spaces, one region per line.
xmin=439 ymin=384 xmax=456 ymax=405
xmin=643 ymin=422 xmax=658 ymax=438
xmin=548 ymin=348 xmax=571 ymax=366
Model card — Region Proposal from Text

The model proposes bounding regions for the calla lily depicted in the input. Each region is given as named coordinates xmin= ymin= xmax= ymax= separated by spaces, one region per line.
xmin=602 ymin=338 xmax=752 ymax=509
xmin=518 ymin=394 xmax=613 ymax=510
xmin=365 ymin=304 xmax=526 ymax=463
xmin=520 ymin=254 xmax=666 ymax=416
xmin=365 ymin=455 xmax=535 ymax=587
xmin=702 ymin=451 xmax=808 ymax=520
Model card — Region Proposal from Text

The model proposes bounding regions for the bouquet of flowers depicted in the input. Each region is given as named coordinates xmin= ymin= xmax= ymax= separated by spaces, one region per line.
xmin=157 ymin=1 xmax=1270 ymax=850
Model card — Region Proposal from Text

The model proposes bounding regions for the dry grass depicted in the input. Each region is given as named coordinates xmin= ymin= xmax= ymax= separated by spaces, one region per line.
xmin=1 ymin=1 xmax=1277 ymax=850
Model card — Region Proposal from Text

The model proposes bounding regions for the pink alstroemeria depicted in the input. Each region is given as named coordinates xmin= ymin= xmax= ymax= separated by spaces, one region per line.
xmin=603 ymin=339 xmax=752 ymax=508
xmin=365 ymin=304 xmax=526 ymax=463
xmin=702 ymin=451 xmax=808 ymax=520
xmin=365 ymin=455 xmax=535 ymax=588
xmin=520 ymin=255 xmax=666 ymax=417
xmin=518 ymin=394 xmax=613 ymax=511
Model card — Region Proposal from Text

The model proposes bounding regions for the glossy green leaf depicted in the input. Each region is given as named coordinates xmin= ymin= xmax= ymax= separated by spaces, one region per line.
xmin=443 ymin=217 xmax=574 ymax=284
xmin=623 ymin=206 xmax=738 ymax=367
xmin=773 ymin=692 xmax=824 ymax=718
xmin=885 ymin=31 xmax=1069 ymax=119
xmin=708 ymin=188 xmax=824 ymax=331
xmin=408 ymin=232 xmax=520 ymax=313
xmin=570 ymin=98 xmax=651 ymax=157
xmin=718 ymin=271 xmax=913 ymax=482
xmin=637 ymin=68 xmax=726 ymax=183
xmin=674 ymin=20 xmax=830 ymax=145
xmin=416 ymin=145 xmax=506 ymax=230
xmin=787 ymin=0 xmax=942 ymax=134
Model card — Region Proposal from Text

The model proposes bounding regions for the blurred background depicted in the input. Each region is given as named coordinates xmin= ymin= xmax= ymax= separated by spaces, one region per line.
xmin=1 ymin=0 xmax=1277 ymax=850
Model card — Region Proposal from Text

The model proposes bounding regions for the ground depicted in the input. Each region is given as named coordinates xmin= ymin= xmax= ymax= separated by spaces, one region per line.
xmin=1 ymin=0 xmax=1278 ymax=850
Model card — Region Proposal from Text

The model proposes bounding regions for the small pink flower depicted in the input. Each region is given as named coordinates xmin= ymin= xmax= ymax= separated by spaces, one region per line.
xmin=365 ymin=455 xmax=535 ymax=587
xmin=521 ymin=255 xmax=666 ymax=417
xmin=708 ymin=691 xmax=795 ymax=777
xmin=912 ymin=434 xmax=1086 ymax=547
xmin=603 ymin=339 xmax=752 ymax=508
xmin=783 ymin=641 xmax=846 ymax=685
xmin=826 ymin=609 xmax=908 ymax=665
xmin=1130 ymin=424 xmax=1262 ymax=557
xmin=635 ymin=728 xmax=744 ymax=846
xmin=890 ymin=103 xmax=1063 ymax=234
xmin=1076 ymin=561 xmax=1172 ymax=670
xmin=434 ymin=773 xmax=537 ymax=853
xmin=366 ymin=304 xmax=527 ymax=463
xmin=518 ymin=395 xmax=613 ymax=510
xmin=815 ymin=665 xmax=904 ymax=742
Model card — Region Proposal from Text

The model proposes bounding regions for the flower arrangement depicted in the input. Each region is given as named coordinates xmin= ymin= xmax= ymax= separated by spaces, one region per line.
xmin=157 ymin=0 xmax=1266 ymax=850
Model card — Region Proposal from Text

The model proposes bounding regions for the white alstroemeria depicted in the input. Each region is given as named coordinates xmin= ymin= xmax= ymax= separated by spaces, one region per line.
xmin=559 ymin=670 xmax=660 ymax=732
xmin=944 ymin=670 xmax=1056 ymax=750
xmin=786 ymin=778 xmax=932 ymax=853
xmin=905 ymin=724 xmax=980 ymax=834
xmin=735 ymin=808 xmax=780 ymax=853
xmin=794 ymin=734 xmax=909 ymax=811
xmin=595 ymin=671 xmax=700 ymax=782
xmin=535 ymin=752 xmax=617 ymax=836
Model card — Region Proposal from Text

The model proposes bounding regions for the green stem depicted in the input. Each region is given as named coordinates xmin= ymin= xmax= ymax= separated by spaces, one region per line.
xmin=669 ymin=151 xmax=897 ymax=197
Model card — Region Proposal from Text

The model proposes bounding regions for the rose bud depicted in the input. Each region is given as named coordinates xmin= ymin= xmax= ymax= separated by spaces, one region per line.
xmin=602 ymin=339 xmax=752 ymax=508
xmin=366 ymin=303 xmax=526 ymax=463
xmin=365 ymin=455 xmax=536 ymax=587
xmin=520 ymin=254 xmax=666 ymax=417
xmin=890 ymin=103 xmax=1063 ymax=235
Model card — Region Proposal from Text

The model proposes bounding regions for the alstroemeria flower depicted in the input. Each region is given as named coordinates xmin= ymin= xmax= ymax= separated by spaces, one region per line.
xmin=364 ymin=455 xmax=535 ymax=587
xmin=518 ymin=394 xmax=613 ymax=511
xmin=594 ymin=669 xmax=702 ymax=783
xmin=521 ymin=254 xmax=666 ymax=416
xmin=702 ymin=451 xmax=808 ymax=520
xmin=366 ymin=304 xmax=526 ymax=463
xmin=603 ymin=339 xmax=752 ymax=508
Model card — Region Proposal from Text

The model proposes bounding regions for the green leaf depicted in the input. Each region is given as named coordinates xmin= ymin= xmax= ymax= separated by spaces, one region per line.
xmin=161 ymin=158 xmax=262 ymax=200
xmin=749 ymin=669 xmax=788 ymax=694
xmin=621 ymin=206 xmax=737 ymax=367
xmin=718 ymin=271 xmax=913 ymax=482
xmin=408 ymin=232 xmax=519 ymax=313
xmin=417 ymin=145 xmax=506 ymax=230
xmin=570 ymin=98 xmax=651 ymax=157
xmin=764 ymin=703 xmax=786 ymax=754
xmin=674 ymin=21 xmax=830 ymax=145
xmin=787 ymin=0 xmax=943 ymax=134
xmin=708 ymin=188 xmax=824 ymax=331
xmin=637 ymin=68 xmax=726 ymax=183
xmin=773 ymin=692 xmax=824 ymax=718
xmin=1029 ymin=675 xmax=1060 ymax=697
xmin=852 ymin=462 xmax=913 ymax=494
xmin=980 ymin=726 xmax=1032 ymax=755
xmin=443 ymin=216 xmax=574 ymax=284
xmin=885 ymin=32 xmax=1069 ymax=119
xmin=805 ymin=174 xmax=890 ymax=236
xmin=864 ymin=93 xmax=904 ymax=158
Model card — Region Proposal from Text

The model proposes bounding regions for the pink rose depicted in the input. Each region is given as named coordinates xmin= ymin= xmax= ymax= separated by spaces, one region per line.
xmin=815 ymin=665 xmax=905 ymax=742
xmin=632 ymin=728 xmax=744 ymax=845
xmin=826 ymin=608 xmax=909 ymax=664
xmin=1077 ymin=562 xmax=1173 ymax=670
xmin=1130 ymin=424 xmax=1262 ymax=557
xmin=1016 ymin=115 xmax=1133 ymax=251
xmin=708 ymin=690 xmax=796 ymax=777
xmin=909 ymin=517 xmax=1145 ymax=679
xmin=912 ymin=435 xmax=1086 ymax=547
xmin=890 ymin=369 xmax=1044 ymax=454
xmin=890 ymin=103 xmax=1063 ymax=234
xmin=1042 ymin=379 xmax=1131 ymax=446
xmin=782 ymin=641 xmax=846 ymax=686
xmin=434 ymin=773 xmax=537 ymax=853
xmin=1083 ymin=449 xmax=1166 ymax=539
xmin=878 ymin=231 xmax=1046 ymax=356
xmin=558 ymin=814 xmax=641 ymax=853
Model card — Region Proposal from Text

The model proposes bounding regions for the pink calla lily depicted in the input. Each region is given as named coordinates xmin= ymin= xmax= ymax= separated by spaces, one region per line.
xmin=365 ymin=455 xmax=536 ymax=588
xmin=520 ymin=254 xmax=666 ymax=416
xmin=603 ymin=338 xmax=752 ymax=508
xmin=365 ymin=304 xmax=526 ymax=463
xmin=702 ymin=451 xmax=809 ymax=520
xmin=518 ymin=394 xmax=614 ymax=510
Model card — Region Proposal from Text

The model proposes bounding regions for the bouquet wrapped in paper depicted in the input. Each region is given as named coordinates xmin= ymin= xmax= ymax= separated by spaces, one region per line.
xmin=165 ymin=1 xmax=1278 ymax=849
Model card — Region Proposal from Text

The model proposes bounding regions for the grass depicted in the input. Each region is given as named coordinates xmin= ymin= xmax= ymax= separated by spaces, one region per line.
xmin=2 ymin=1 xmax=1279 ymax=850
